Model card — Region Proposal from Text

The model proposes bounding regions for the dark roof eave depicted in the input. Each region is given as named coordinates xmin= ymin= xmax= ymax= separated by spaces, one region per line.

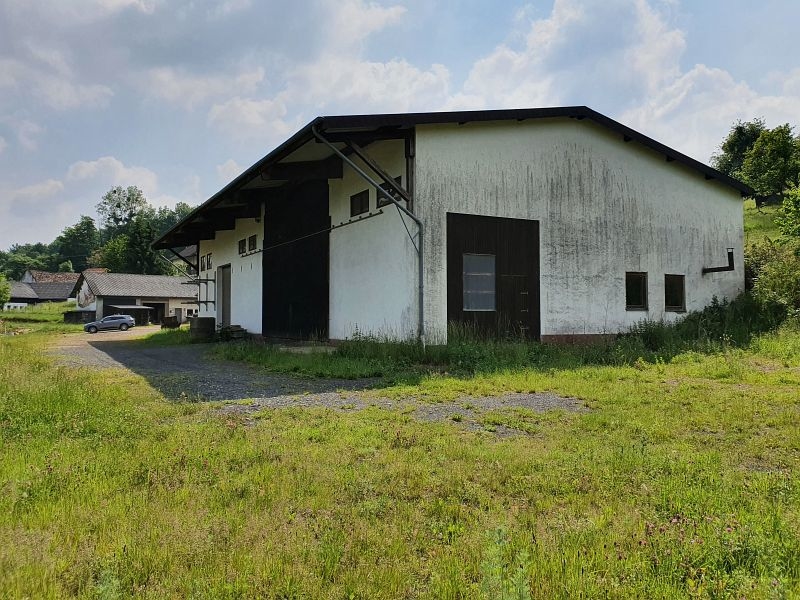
xmin=154 ymin=107 xmax=753 ymax=249
xmin=152 ymin=118 xmax=322 ymax=250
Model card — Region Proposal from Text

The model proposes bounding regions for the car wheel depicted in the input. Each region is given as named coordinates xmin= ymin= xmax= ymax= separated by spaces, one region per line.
xmin=120 ymin=323 xmax=129 ymax=331
xmin=88 ymin=326 xmax=98 ymax=334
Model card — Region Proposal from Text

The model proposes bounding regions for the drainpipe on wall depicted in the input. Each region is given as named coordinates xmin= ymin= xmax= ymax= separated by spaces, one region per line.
xmin=311 ymin=125 xmax=425 ymax=344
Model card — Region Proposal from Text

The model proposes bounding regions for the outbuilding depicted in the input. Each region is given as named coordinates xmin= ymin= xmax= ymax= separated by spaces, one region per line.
xmin=153 ymin=106 xmax=750 ymax=343
xmin=69 ymin=271 xmax=198 ymax=325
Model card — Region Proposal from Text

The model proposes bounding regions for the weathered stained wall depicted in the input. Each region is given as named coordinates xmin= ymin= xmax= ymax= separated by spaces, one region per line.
xmin=415 ymin=119 xmax=744 ymax=342
xmin=328 ymin=140 xmax=419 ymax=340
xmin=197 ymin=209 xmax=263 ymax=333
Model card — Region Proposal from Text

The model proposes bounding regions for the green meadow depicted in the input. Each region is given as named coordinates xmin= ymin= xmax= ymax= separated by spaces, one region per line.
xmin=1 ymin=314 xmax=799 ymax=598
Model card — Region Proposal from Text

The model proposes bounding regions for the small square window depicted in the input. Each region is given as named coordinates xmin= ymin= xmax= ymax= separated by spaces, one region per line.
xmin=350 ymin=189 xmax=369 ymax=217
xmin=463 ymin=253 xmax=496 ymax=311
xmin=626 ymin=272 xmax=648 ymax=311
xmin=665 ymin=274 xmax=686 ymax=312
xmin=377 ymin=176 xmax=403 ymax=208
xmin=200 ymin=255 xmax=206 ymax=271
xmin=206 ymin=253 xmax=212 ymax=270
xmin=238 ymin=239 xmax=247 ymax=255
xmin=248 ymin=235 xmax=257 ymax=252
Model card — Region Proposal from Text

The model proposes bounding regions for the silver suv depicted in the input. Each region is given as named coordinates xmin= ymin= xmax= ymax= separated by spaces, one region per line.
xmin=84 ymin=314 xmax=136 ymax=333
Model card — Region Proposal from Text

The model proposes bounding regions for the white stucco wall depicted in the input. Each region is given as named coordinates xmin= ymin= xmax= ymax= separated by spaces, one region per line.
xmin=328 ymin=140 xmax=419 ymax=340
xmin=197 ymin=208 xmax=263 ymax=333
xmin=414 ymin=119 xmax=744 ymax=342
xmin=75 ymin=279 xmax=97 ymax=311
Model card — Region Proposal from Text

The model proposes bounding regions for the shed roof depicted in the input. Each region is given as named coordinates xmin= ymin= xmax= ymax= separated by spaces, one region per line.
xmin=153 ymin=106 xmax=754 ymax=250
xmin=78 ymin=271 xmax=197 ymax=299
xmin=9 ymin=281 xmax=38 ymax=300
xmin=29 ymin=281 xmax=76 ymax=301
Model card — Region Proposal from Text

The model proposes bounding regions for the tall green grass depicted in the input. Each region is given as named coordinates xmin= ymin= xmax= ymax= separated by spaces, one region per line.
xmin=1 ymin=302 xmax=83 ymax=334
xmin=213 ymin=293 xmax=790 ymax=381
xmin=1 ymin=330 xmax=799 ymax=597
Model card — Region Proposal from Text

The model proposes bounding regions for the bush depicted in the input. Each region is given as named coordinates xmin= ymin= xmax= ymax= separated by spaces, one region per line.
xmin=752 ymin=241 xmax=800 ymax=314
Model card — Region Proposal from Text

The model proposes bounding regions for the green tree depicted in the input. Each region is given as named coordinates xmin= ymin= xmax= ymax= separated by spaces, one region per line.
xmin=127 ymin=214 xmax=174 ymax=275
xmin=53 ymin=216 xmax=100 ymax=272
xmin=0 ymin=243 xmax=59 ymax=279
xmin=149 ymin=202 xmax=194 ymax=237
xmin=58 ymin=260 xmax=74 ymax=272
xmin=0 ymin=273 xmax=10 ymax=307
xmin=711 ymin=118 xmax=766 ymax=178
xmin=777 ymin=187 xmax=800 ymax=238
xmin=89 ymin=235 xmax=131 ymax=273
xmin=96 ymin=186 xmax=148 ymax=239
xmin=740 ymin=124 xmax=800 ymax=197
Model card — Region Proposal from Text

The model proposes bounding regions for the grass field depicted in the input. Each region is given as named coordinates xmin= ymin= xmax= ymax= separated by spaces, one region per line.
xmin=1 ymin=317 xmax=799 ymax=598
xmin=0 ymin=302 xmax=83 ymax=335
xmin=744 ymin=200 xmax=782 ymax=243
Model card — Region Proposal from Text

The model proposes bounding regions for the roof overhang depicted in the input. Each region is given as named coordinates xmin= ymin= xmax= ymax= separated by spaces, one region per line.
xmin=153 ymin=106 xmax=754 ymax=250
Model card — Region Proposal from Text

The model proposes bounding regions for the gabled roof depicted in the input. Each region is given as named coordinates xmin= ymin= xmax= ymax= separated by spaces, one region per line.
xmin=28 ymin=281 xmax=76 ymax=301
xmin=77 ymin=271 xmax=197 ymax=299
xmin=25 ymin=270 xmax=81 ymax=284
xmin=153 ymin=106 xmax=754 ymax=250
xmin=9 ymin=281 xmax=38 ymax=300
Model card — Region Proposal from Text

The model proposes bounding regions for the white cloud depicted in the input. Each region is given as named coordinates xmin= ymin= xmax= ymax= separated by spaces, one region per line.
xmin=324 ymin=0 xmax=407 ymax=50
xmin=452 ymin=0 xmax=800 ymax=162
xmin=8 ymin=179 xmax=64 ymax=202
xmin=288 ymin=58 xmax=450 ymax=113
xmin=216 ymin=159 xmax=244 ymax=182
xmin=207 ymin=96 xmax=296 ymax=141
xmin=0 ymin=56 xmax=113 ymax=111
xmin=207 ymin=0 xmax=252 ymax=19
xmin=143 ymin=67 xmax=265 ymax=109
xmin=67 ymin=156 xmax=160 ymax=197
xmin=2 ymin=117 xmax=45 ymax=151
xmin=621 ymin=65 xmax=800 ymax=161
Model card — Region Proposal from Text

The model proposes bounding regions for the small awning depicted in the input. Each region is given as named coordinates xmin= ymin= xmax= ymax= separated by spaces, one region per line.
xmin=107 ymin=305 xmax=154 ymax=311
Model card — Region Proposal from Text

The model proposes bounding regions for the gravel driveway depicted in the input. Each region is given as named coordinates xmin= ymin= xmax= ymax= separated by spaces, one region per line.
xmin=49 ymin=330 xmax=587 ymax=435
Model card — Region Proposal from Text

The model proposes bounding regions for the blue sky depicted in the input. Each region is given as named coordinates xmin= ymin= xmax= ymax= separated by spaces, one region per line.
xmin=1 ymin=0 xmax=799 ymax=246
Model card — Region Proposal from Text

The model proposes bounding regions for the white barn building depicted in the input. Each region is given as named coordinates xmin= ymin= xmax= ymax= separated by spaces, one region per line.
xmin=154 ymin=107 xmax=750 ymax=343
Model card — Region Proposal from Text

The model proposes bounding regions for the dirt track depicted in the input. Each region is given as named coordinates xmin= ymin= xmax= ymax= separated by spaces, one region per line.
xmin=49 ymin=330 xmax=587 ymax=434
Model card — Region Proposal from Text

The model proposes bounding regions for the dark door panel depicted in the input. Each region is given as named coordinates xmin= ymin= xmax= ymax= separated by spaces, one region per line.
xmin=262 ymin=180 xmax=330 ymax=339
xmin=447 ymin=213 xmax=540 ymax=339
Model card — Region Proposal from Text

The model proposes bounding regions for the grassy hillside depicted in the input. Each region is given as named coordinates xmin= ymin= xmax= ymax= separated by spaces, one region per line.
xmin=744 ymin=199 xmax=781 ymax=242
xmin=1 ymin=324 xmax=798 ymax=597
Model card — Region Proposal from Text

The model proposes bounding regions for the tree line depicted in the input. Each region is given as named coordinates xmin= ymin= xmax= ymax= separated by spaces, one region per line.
xmin=0 ymin=186 xmax=193 ymax=281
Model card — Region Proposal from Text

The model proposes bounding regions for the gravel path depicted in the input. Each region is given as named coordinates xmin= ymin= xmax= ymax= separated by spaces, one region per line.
xmin=50 ymin=331 xmax=587 ymax=435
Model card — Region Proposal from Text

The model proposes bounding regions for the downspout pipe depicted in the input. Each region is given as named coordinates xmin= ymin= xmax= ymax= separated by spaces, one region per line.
xmin=311 ymin=124 xmax=425 ymax=344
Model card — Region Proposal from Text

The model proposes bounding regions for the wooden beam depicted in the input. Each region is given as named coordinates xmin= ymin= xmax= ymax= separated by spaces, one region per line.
xmin=260 ymin=156 xmax=343 ymax=181
xmin=317 ymin=127 xmax=410 ymax=144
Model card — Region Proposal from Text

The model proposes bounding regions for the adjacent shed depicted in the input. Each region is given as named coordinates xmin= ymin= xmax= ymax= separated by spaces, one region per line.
xmin=71 ymin=271 xmax=198 ymax=325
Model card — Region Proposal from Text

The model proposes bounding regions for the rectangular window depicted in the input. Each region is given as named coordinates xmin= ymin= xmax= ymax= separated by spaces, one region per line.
xmin=200 ymin=255 xmax=206 ymax=271
xmin=463 ymin=253 xmax=496 ymax=311
xmin=665 ymin=274 xmax=686 ymax=312
xmin=238 ymin=239 xmax=247 ymax=255
xmin=248 ymin=234 xmax=257 ymax=252
xmin=377 ymin=176 xmax=403 ymax=208
xmin=206 ymin=253 xmax=212 ymax=270
xmin=350 ymin=189 xmax=369 ymax=217
xmin=625 ymin=272 xmax=648 ymax=311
